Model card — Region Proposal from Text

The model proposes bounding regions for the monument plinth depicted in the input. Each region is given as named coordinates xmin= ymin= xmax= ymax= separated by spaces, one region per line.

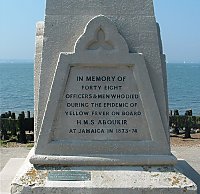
xmin=11 ymin=0 xmax=197 ymax=193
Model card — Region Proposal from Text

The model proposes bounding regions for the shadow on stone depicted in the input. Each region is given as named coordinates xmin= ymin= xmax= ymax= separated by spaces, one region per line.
xmin=176 ymin=159 xmax=200 ymax=194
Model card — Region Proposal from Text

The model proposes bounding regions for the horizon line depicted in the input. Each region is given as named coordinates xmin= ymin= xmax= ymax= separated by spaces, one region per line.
xmin=0 ymin=59 xmax=200 ymax=64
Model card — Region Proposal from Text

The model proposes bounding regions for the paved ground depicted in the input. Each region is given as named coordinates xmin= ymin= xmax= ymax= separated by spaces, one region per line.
xmin=0 ymin=146 xmax=199 ymax=173
xmin=0 ymin=147 xmax=30 ymax=171
xmin=171 ymin=146 xmax=200 ymax=174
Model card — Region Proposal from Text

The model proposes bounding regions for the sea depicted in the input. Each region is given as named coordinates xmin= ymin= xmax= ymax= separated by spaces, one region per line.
xmin=0 ymin=62 xmax=200 ymax=116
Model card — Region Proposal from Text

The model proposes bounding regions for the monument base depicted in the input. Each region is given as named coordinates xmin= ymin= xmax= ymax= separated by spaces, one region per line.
xmin=11 ymin=149 xmax=197 ymax=194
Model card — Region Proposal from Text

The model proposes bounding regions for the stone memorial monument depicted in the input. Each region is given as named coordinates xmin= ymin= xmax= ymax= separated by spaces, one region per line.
xmin=11 ymin=0 xmax=197 ymax=193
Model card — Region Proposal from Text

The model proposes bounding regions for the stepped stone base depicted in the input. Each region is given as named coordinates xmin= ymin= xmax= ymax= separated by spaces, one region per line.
xmin=11 ymin=149 xmax=197 ymax=194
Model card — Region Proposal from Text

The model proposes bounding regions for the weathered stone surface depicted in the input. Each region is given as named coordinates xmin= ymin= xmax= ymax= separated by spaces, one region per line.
xmin=35 ymin=0 xmax=168 ymax=143
xmin=46 ymin=0 xmax=155 ymax=16
xmin=34 ymin=21 xmax=44 ymax=140
xmin=11 ymin=152 xmax=197 ymax=194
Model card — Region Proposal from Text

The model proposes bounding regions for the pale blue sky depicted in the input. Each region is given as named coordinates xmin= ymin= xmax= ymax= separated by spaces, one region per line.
xmin=0 ymin=0 xmax=199 ymax=63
